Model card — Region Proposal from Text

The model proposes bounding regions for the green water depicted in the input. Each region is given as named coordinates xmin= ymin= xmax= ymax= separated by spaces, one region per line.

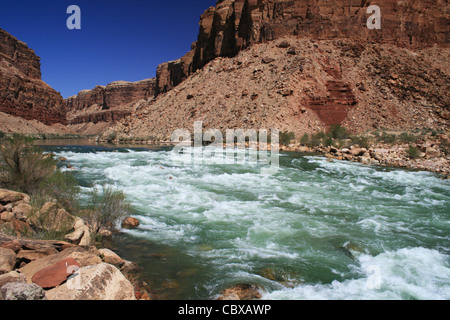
xmin=44 ymin=144 xmax=450 ymax=300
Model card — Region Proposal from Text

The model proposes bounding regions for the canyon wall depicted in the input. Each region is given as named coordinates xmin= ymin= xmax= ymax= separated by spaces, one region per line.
xmin=0 ymin=28 xmax=66 ymax=126
xmin=155 ymin=0 xmax=449 ymax=94
xmin=65 ymin=79 xmax=156 ymax=125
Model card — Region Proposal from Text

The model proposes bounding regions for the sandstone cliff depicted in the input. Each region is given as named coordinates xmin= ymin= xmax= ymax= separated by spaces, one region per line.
xmin=61 ymin=0 xmax=450 ymax=135
xmin=0 ymin=28 xmax=66 ymax=127
xmin=157 ymin=0 xmax=449 ymax=94
xmin=104 ymin=37 xmax=449 ymax=141
xmin=65 ymin=78 xmax=156 ymax=126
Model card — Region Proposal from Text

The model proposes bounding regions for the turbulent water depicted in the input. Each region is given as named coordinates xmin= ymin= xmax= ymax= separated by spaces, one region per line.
xmin=47 ymin=144 xmax=450 ymax=300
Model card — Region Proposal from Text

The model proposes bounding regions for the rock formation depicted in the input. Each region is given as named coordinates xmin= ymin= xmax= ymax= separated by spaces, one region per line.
xmin=105 ymin=37 xmax=449 ymax=141
xmin=65 ymin=79 xmax=156 ymax=125
xmin=0 ymin=28 xmax=66 ymax=126
xmin=162 ymin=0 xmax=450 ymax=93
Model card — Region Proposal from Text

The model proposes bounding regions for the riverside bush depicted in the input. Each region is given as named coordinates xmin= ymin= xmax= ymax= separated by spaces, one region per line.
xmin=406 ymin=145 xmax=421 ymax=159
xmin=0 ymin=135 xmax=57 ymax=194
xmin=279 ymin=132 xmax=295 ymax=146
xmin=83 ymin=186 xmax=131 ymax=237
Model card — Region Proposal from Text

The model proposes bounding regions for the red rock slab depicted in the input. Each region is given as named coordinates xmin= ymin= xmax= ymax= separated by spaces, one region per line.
xmin=31 ymin=257 xmax=80 ymax=289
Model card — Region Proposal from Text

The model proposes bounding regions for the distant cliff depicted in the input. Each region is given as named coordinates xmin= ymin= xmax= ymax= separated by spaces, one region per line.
xmin=65 ymin=79 xmax=156 ymax=125
xmin=0 ymin=28 xmax=66 ymax=126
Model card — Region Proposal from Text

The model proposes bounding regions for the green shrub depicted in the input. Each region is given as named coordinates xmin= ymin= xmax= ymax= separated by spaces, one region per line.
xmin=440 ymin=137 xmax=449 ymax=156
xmin=399 ymin=133 xmax=418 ymax=144
xmin=300 ymin=133 xmax=310 ymax=146
xmin=279 ymin=132 xmax=295 ymax=146
xmin=37 ymin=170 xmax=80 ymax=214
xmin=0 ymin=135 xmax=57 ymax=194
xmin=310 ymin=132 xmax=326 ymax=147
xmin=328 ymin=124 xmax=350 ymax=140
xmin=322 ymin=135 xmax=334 ymax=147
xmin=351 ymin=135 xmax=371 ymax=149
xmin=106 ymin=132 xmax=117 ymax=143
xmin=378 ymin=132 xmax=398 ymax=144
xmin=83 ymin=186 xmax=131 ymax=237
xmin=406 ymin=145 xmax=421 ymax=159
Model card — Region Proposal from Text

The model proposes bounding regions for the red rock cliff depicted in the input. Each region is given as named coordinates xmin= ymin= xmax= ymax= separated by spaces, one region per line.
xmin=0 ymin=28 xmax=66 ymax=126
xmin=65 ymin=79 xmax=156 ymax=125
xmin=156 ymin=0 xmax=449 ymax=93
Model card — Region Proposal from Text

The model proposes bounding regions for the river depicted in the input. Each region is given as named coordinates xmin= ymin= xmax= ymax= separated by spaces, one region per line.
xmin=39 ymin=142 xmax=450 ymax=300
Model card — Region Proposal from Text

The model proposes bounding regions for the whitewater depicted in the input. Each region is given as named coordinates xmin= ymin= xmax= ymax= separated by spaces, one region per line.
xmin=50 ymin=145 xmax=449 ymax=300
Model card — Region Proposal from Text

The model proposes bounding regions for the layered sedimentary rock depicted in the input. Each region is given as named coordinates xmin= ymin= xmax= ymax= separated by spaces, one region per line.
xmin=105 ymin=38 xmax=449 ymax=141
xmin=157 ymin=0 xmax=449 ymax=93
xmin=65 ymin=78 xmax=156 ymax=125
xmin=0 ymin=28 xmax=66 ymax=126
xmin=68 ymin=0 xmax=450 ymax=134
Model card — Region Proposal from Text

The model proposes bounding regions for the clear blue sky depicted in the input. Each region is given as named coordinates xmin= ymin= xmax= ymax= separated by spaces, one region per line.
xmin=0 ymin=0 xmax=217 ymax=98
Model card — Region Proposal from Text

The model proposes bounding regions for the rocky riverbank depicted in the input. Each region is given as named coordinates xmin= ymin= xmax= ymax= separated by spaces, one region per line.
xmin=0 ymin=188 xmax=150 ymax=300
xmin=281 ymin=134 xmax=450 ymax=177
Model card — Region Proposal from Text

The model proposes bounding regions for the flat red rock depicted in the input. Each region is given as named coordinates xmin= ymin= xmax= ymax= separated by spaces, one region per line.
xmin=31 ymin=257 xmax=80 ymax=289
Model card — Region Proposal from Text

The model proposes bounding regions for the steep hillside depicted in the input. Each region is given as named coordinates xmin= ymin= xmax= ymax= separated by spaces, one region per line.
xmin=104 ymin=37 xmax=449 ymax=141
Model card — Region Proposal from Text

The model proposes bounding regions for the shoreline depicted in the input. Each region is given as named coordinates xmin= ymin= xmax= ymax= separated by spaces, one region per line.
xmin=35 ymin=133 xmax=450 ymax=178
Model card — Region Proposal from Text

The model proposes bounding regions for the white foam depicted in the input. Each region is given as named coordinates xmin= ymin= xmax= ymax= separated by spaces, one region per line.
xmin=262 ymin=247 xmax=450 ymax=300
xmin=54 ymin=149 xmax=450 ymax=300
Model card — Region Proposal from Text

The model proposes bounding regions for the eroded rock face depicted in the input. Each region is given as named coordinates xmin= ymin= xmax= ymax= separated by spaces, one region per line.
xmin=65 ymin=78 xmax=156 ymax=125
xmin=106 ymin=38 xmax=449 ymax=140
xmin=167 ymin=0 xmax=450 ymax=93
xmin=0 ymin=28 xmax=66 ymax=125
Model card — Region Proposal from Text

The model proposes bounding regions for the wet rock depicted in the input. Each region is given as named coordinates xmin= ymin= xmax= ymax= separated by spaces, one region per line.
xmin=216 ymin=284 xmax=262 ymax=301
xmin=121 ymin=217 xmax=140 ymax=229
xmin=19 ymin=246 xmax=101 ymax=284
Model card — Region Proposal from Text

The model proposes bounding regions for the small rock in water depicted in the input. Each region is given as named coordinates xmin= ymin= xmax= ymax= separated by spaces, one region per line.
xmin=216 ymin=284 xmax=262 ymax=300
xmin=121 ymin=217 xmax=140 ymax=229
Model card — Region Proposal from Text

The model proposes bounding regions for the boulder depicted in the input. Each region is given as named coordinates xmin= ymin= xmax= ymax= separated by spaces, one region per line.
xmin=0 ymin=211 xmax=14 ymax=222
xmin=277 ymin=40 xmax=290 ymax=48
xmin=287 ymin=47 xmax=297 ymax=55
xmin=216 ymin=284 xmax=262 ymax=301
xmin=64 ymin=218 xmax=91 ymax=247
xmin=0 ymin=240 xmax=22 ymax=253
xmin=262 ymin=57 xmax=275 ymax=64
xmin=0 ymin=282 xmax=46 ymax=300
xmin=10 ymin=219 xmax=34 ymax=237
xmin=121 ymin=217 xmax=140 ymax=230
xmin=0 ymin=189 xmax=28 ymax=205
xmin=31 ymin=202 xmax=76 ymax=233
xmin=16 ymin=247 xmax=58 ymax=263
xmin=98 ymin=248 xmax=125 ymax=268
xmin=0 ymin=247 xmax=16 ymax=274
xmin=0 ymin=234 xmax=74 ymax=253
xmin=0 ymin=271 xmax=25 ymax=287
xmin=19 ymin=246 xmax=102 ymax=284
xmin=425 ymin=147 xmax=441 ymax=158
xmin=31 ymin=257 xmax=80 ymax=289
xmin=12 ymin=203 xmax=32 ymax=221
xmin=45 ymin=263 xmax=136 ymax=300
